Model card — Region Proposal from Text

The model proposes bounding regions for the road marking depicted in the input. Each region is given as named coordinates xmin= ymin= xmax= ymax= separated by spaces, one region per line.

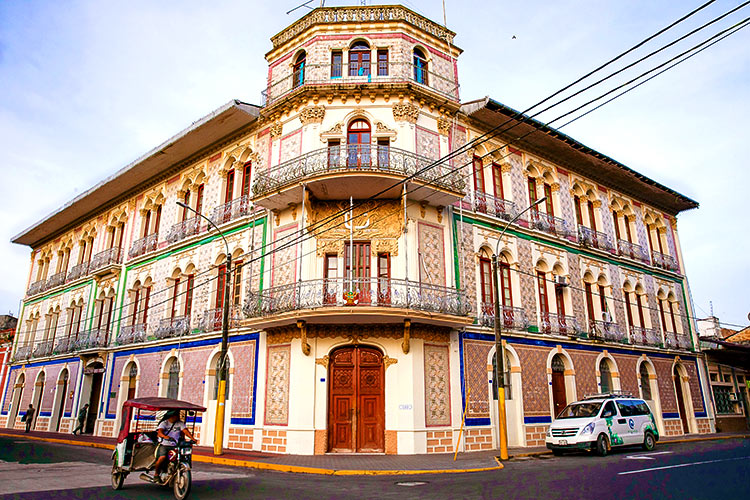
xmin=618 ymin=456 xmax=750 ymax=475
xmin=625 ymin=451 xmax=673 ymax=460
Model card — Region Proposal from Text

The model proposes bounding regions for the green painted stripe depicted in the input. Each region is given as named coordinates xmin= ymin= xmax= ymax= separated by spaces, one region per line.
xmin=451 ymin=211 xmax=461 ymax=290
xmin=86 ymin=280 xmax=99 ymax=330
xmin=113 ymin=265 xmax=129 ymax=337
xmin=258 ymin=216 xmax=267 ymax=293
xmin=22 ymin=279 xmax=93 ymax=306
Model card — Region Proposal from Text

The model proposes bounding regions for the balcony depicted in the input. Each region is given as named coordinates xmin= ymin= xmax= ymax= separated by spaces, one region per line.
xmin=244 ymin=278 xmax=471 ymax=328
xmin=539 ymin=312 xmax=582 ymax=336
xmin=211 ymin=196 xmax=258 ymax=226
xmin=664 ymin=332 xmax=693 ymax=351
xmin=154 ymin=316 xmax=191 ymax=340
xmin=577 ymin=226 xmax=615 ymax=253
xmin=617 ymin=240 xmax=650 ymax=264
xmin=32 ymin=340 xmax=54 ymax=358
xmin=198 ymin=306 xmax=242 ymax=333
xmin=73 ymin=328 xmax=109 ymax=351
xmin=587 ymin=320 xmax=626 ymax=342
xmin=117 ymin=323 xmax=147 ymax=346
xmin=67 ymin=262 xmax=90 ymax=282
xmin=478 ymin=303 xmax=529 ymax=330
xmin=471 ymin=193 xmax=519 ymax=223
xmin=629 ymin=326 xmax=662 ymax=347
xmin=90 ymin=248 xmax=122 ymax=274
xmin=46 ymin=271 xmax=67 ymax=290
xmin=252 ymin=145 xmax=465 ymax=210
xmin=166 ymin=217 xmax=203 ymax=244
xmin=261 ymin=61 xmax=459 ymax=107
xmin=26 ymin=279 xmax=47 ymax=296
xmin=12 ymin=345 xmax=32 ymax=362
xmin=53 ymin=337 xmax=75 ymax=355
xmin=651 ymin=251 xmax=679 ymax=273
xmin=129 ymin=233 xmax=159 ymax=259
xmin=528 ymin=210 xmax=576 ymax=241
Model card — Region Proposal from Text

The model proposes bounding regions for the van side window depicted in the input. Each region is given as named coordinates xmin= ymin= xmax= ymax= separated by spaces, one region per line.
xmin=633 ymin=401 xmax=652 ymax=416
xmin=602 ymin=401 xmax=617 ymax=417
xmin=616 ymin=400 xmax=633 ymax=417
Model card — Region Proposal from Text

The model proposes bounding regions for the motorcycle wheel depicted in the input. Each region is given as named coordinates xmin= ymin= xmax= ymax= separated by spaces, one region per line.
xmin=173 ymin=466 xmax=192 ymax=500
xmin=111 ymin=467 xmax=125 ymax=490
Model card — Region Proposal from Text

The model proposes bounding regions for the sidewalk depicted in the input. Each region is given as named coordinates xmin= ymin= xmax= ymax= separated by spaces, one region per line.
xmin=2 ymin=428 xmax=748 ymax=475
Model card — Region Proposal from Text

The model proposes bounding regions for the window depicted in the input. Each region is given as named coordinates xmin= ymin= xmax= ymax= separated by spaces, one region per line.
xmin=555 ymin=282 xmax=566 ymax=316
xmin=585 ymin=282 xmax=595 ymax=328
xmin=377 ymin=138 xmax=390 ymax=167
xmin=293 ymin=52 xmax=306 ymax=88
xmin=479 ymin=257 xmax=493 ymax=314
xmin=574 ymin=196 xmax=583 ymax=226
xmin=658 ymin=299 xmax=669 ymax=333
xmin=543 ymin=184 xmax=554 ymax=216
xmin=473 ymin=156 xmax=486 ymax=212
xmin=212 ymin=358 xmax=230 ymax=400
xmin=170 ymin=278 xmax=180 ymax=319
xmin=143 ymin=210 xmax=151 ymax=238
xmin=600 ymin=359 xmax=613 ymax=393
xmin=142 ymin=286 xmax=151 ymax=325
xmin=492 ymin=163 xmax=504 ymax=200
xmin=225 ymin=169 xmax=235 ymax=203
xmin=612 ymin=211 xmax=621 ymax=241
xmin=636 ymin=293 xmax=646 ymax=328
xmin=377 ymin=49 xmax=388 ymax=76
xmin=624 ymin=291 xmax=634 ymax=329
xmin=232 ymin=260 xmax=243 ymax=306
xmin=527 ymin=178 xmax=537 ymax=205
xmin=216 ymin=264 xmax=227 ymax=309
xmin=324 ymin=253 xmax=338 ymax=305
xmin=331 ymin=50 xmax=342 ymax=78
xmin=492 ymin=351 xmax=512 ymax=400
xmin=166 ymin=359 xmax=180 ymax=399
xmin=347 ymin=119 xmax=371 ymax=167
xmin=349 ymin=41 xmax=370 ymax=76
xmin=377 ymin=252 xmax=391 ymax=304
xmin=668 ymin=301 xmax=679 ymax=334
xmin=345 ymin=241 xmax=371 ymax=303
xmin=640 ymin=364 xmax=652 ymax=400
xmin=195 ymin=184 xmax=205 ymax=216
xmin=713 ymin=386 xmax=736 ymax=414
xmin=587 ymin=200 xmax=597 ymax=231
xmin=154 ymin=205 xmax=162 ymax=235
xmin=601 ymin=401 xmax=617 ymax=418
xmin=327 ymin=140 xmax=341 ymax=168
xmin=599 ymin=284 xmax=609 ymax=321
xmin=499 ymin=263 xmax=512 ymax=308
xmin=127 ymin=364 xmax=137 ymax=400
xmin=184 ymin=274 xmax=195 ymax=317
xmin=241 ymin=162 xmax=252 ymax=198
xmin=413 ymin=47 xmax=428 ymax=84
xmin=131 ymin=288 xmax=140 ymax=326
xmin=537 ymin=271 xmax=549 ymax=331
xmin=182 ymin=191 xmax=191 ymax=222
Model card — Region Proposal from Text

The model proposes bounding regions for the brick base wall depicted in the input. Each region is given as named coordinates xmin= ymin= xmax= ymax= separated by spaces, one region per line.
xmin=427 ymin=429 xmax=454 ymax=453
xmin=464 ymin=427 xmax=493 ymax=452
xmin=261 ymin=429 xmax=287 ymax=453
xmin=314 ymin=429 xmax=327 ymax=455
xmin=695 ymin=418 xmax=712 ymax=434
xmin=227 ymin=426 xmax=255 ymax=451
xmin=33 ymin=416 xmax=50 ymax=432
xmin=0 ymin=415 xmax=7 ymax=427
xmin=385 ymin=430 xmax=397 ymax=454
xmin=664 ymin=419 xmax=683 ymax=436
xmin=525 ymin=425 xmax=548 ymax=447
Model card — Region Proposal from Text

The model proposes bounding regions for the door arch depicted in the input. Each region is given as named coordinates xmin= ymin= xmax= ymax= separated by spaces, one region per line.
xmin=31 ymin=371 xmax=45 ymax=430
xmin=7 ymin=372 xmax=25 ymax=428
xmin=80 ymin=361 xmax=105 ymax=434
xmin=328 ymin=345 xmax=384 ymax=453
xmin=673 ymin=363 xmax=692 ymax=434
xmin=347 ymin=119 xmax=371 ymax=167
xmin=488 ymin=345 xmax=524 ymax=447
xmin=50 ymin=369 xmax=69 ymax=432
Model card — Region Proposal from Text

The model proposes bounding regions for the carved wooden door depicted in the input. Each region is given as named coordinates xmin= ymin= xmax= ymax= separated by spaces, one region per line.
xmin=328 ymin=346 xmax=384 ymax=452
xmin=674 ymin=368 xmax=690 ymax=434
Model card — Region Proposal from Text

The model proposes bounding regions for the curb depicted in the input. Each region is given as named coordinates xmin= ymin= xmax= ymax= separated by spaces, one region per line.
xmin=0 ymin=432 xmax=503 ymax=476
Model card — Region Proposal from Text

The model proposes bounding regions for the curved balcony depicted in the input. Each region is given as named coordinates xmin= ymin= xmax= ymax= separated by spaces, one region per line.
xmin=617 ymin=240 xmax=650 ymax=264
xmin=587 ymin=320 xmax=625 ymax=342
xmin=117 ymin=323 xmax=147 ymax=346
xmin=478 ymin=303 xmax=529 ymax=331
xmin=629 ymin=326 xmax=662 ymax=347
xmin=262 ymin=61 xmax=459 ymax=107
xmin=539 ymin=312 xmax=582 ymax=336
xmin=244 ymin=278 xmax=471 ymax=329
xmin=73 ymin=328 xmax=109 ymax=351
xmin=26 ymin=279 xmax=47 ymax=297
xmin=166 ymin=217 xmax=203 ymax=244
xmin=67 ymin=262 xmax=89 ymax=282
xmin=90 ymin=248 xmax=122 ymax=276
xmin=652 ymin=251 xmax=680 ymax=273
xmin=129 ymin=233 xmax=158 ymax=259
xmin=578 ymin=226 xmax=615 ymax=253
xmin=198 ymin=306 xmax=242 ymax=333
xmin=252 ymin=145 xmax=465 ymax=210
xmin=528 ymin=210 xmax=576 ymax=241
xmin=46 ymin=271 xmax=67 ymax=290
xmin=155 ymin=316 xmax=191 ymax=340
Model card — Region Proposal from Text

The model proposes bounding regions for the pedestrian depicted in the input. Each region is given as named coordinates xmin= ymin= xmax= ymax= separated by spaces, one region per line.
xmin=23 ymin=404 xmax=36 ymax=433
xmin=72 ymin=403 xmax=89 ymax=435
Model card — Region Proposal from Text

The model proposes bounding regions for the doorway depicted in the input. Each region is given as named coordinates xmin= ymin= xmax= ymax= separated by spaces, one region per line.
xmin=347 ymin=119 xmax=371 ymax=167
xmin=551 ymin=354 xmax=567 ymax=418
xmin=7 ymin=373 xmax=25 ymax=428
xmin=674 ymin=365 xmax=690 ymax=434
xmin=51 ymin=369 xmax=68 ymax=432
xmin=83 ymin=362 xmax=104 ymax=434
xmin=31 ymin=372 xmax=45 ymax=430
xmin=328 ymin=345 xmax=384 ymax=453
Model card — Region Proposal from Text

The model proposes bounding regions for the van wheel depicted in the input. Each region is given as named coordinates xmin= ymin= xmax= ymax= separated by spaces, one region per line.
xmin=642 ymin=432 xmax=656 ymax=451
xmin=595 ymin=434 xmax=609 ymax=457
xmin=552 ymin=449 xmax=564 ymax=457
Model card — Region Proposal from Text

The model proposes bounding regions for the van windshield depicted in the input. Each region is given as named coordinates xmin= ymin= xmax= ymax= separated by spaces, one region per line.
xmin=557 ymin=402 xmax=602 ymax=419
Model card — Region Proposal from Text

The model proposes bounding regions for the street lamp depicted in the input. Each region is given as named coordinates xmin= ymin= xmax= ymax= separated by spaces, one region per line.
xmin=176 ymin=201 xmax=231 ymax=456
xmin=492 ymin=196 xmax=546 ymax=460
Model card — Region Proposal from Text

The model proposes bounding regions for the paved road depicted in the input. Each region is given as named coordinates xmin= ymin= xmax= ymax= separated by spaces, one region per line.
xmin=0 ymin=437 xmax=748 ymax=499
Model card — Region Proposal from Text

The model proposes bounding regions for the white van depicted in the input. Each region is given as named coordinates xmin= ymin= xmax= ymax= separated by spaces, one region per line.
xmin=545 ymin=394 xmax=659 ymax=456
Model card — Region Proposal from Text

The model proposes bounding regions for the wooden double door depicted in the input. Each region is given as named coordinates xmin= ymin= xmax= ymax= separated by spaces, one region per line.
xmin=328 ymin=346 xmax=385 ymax=453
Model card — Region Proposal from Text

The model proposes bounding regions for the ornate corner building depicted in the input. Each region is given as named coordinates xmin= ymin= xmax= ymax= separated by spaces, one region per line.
xmin=1 ymin=4 xmax=714 ymax=454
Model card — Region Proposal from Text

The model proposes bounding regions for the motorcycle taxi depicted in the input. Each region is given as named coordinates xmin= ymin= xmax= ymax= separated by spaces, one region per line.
xmin=111 ymin=397 xmax=206 ymax=500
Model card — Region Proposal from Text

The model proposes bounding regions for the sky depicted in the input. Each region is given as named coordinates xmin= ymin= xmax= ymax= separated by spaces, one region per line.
xmin=0 ymin=0 xmax=748 ymax=328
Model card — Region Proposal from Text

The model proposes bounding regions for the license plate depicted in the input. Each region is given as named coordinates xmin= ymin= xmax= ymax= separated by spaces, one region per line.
xmin=559 ymin=439 xmax=567 ymax=446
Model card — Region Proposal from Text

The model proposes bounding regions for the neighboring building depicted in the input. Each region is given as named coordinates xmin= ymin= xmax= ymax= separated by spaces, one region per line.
xmin=698 ymin=317 xmax=750 ymax=432
xmin=0 ymin=315 xmax=18 ymax=406
xmin=2 ymin=4 xmax=713 ymax=452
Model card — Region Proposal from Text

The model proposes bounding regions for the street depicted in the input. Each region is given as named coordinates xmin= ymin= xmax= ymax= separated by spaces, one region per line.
xmin=0 ymin=437 xmax=747 ymax=499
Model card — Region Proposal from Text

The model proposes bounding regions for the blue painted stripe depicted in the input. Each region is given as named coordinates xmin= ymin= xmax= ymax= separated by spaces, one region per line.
xmin=230 ymin=417 xmax=254 ymax=425
xmin=64 ymin=412 xmax=71 ymax=418
xmin=524 ymin=416 xmax=552 ymax=424
xmin=694 ymin=412 xmax=707 ymax=418
xmin=39 ymin=411 xmax=52 ymax=417
xmin=465 ymin=417 xmax=491 ymax=426
xmin=662 ymin=412 xmax=680 ymax=419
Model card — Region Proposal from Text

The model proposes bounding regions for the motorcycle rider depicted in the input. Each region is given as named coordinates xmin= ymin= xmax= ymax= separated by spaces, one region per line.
xmin=151 ymin=410 xmax=195 ymax=483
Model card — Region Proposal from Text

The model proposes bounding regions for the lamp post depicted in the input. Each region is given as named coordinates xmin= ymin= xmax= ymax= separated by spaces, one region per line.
xmin=492 ymin=196 xmax=546 ymax=460
xmin=177 ymin=201 xmax=231 ymax=456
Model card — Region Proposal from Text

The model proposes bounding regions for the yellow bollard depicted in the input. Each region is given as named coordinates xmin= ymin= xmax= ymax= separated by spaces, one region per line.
xmin=453 ymin=388 xmax=470 ymax=461
xmin=214 ymin=379 xmax=226 ymax=455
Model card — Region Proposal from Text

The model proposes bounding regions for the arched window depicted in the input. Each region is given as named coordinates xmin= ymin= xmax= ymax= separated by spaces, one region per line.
xmin=349 ymin=41 xmax=370 ymax=76
xmin=347 ymin=119 xmax=371 ymax=167
xmin=413 ymin=47 xmax=428 ymax=84
xmin=166 ymin=359 xmax=180 ymax=400
xmin=293 ymin=52 xmax=306 ymax=88
xmin=492 ymin=351 xmax=512 ymax=400
xmin=212 ymin=357 xmax=231 ymax=400
xmin=599 ymin=359 xmax=613 ymax=393
xmin=551 ymin=354 xmax=567 ymax=416
xmin=640 ymin=363 xmax=652 ymax=400
xmin=127 ymin=363 xmax=138 ymax=400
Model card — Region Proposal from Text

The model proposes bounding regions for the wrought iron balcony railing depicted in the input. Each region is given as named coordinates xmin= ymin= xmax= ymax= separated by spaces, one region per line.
xmin=32 ymin=340 xmax=54 ymax=358
xmin=155 ymin=316 xmax=191 ymax=340
xmin=211 ymin=195 xmax=257 ymax=226
xmin=12 ymin=345 xmax=32 ymax=362
xmin=539 ymin=312 xmax=582 ymax=336
xmin=117 ymin=323 xmax=147 ymax=345
xmin=478 ymin=303 xmax=529 ymax=330
xmin=664 ymin=331 xmax=693 ymax=351
xmin=166 ymin=216 xmax=203 ymax=244
xmin=27 ymin=280 xmax=47 ymax=296
xmin=46 ymin=271 xmax=67 ymax=290
xmin=129 ymin=233 xmax=159 ymax=259
xmin=67 ymin=262 xmax=90 ymax=282
xmin=198 ymin=306 xmax=242 ymax=333
xmin=617 ymin=240 xmax=650 ymax=264
xmin=73 ymin=328 xmax=109 ymax=351
xmin=529 ymin=210 xmax=575 ymax=240
xmin=587 ymin=320 xmax=625 ymax=342
xmin=90 ymin=248 xmax=122 ymax=272
xmin=629 ymin=326 xmax=662 ymax=347
xmin=577 ymin=226 xmax=615 ymax=253
xmin=52 ymin=337 xmax=74 ymax=355
xmin=245 ymin=278 xmax=470 ymax=318
xmin=651 ymin=251 xmax=679 ymax=272
xmin=261 ymin=61 xmax=459 ymax=106
xmin=252 ymin=145 xmax=465 ymax=199
xmin=471 ymin=192 xmax=519 ymax=222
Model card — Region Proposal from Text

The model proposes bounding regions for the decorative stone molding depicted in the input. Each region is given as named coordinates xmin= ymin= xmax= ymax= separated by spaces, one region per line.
xmin=437 ymin=116 xmax=451 ymax=136
xmin=592 ymin=200 xmax=602 ymax=208
xmin=383 ymin=356 xmax=398 ymax=369
xmin=419 ymin=201 xmax=428 ymax=219
xmin=315 ymin=355 xmax=329 ymax=368
xmin=299 ymin=105 xmax=326 ymax=125
xmin=436 ymin=206 xmax=444 ymax=223
xmin=392 ymin=102 xmax=420 ymax=123
xmin=316 ymin=239 xmax=346 ymax=257
xmin=270 ymin=121 xmax=283 ymax=138
xmin=263 ymin=323 xmax=451 ymax=344
xmin=320 ymin=122 xmax=343 ymax=140
xmin=374 ymin=121 xmax=397 ymax=139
